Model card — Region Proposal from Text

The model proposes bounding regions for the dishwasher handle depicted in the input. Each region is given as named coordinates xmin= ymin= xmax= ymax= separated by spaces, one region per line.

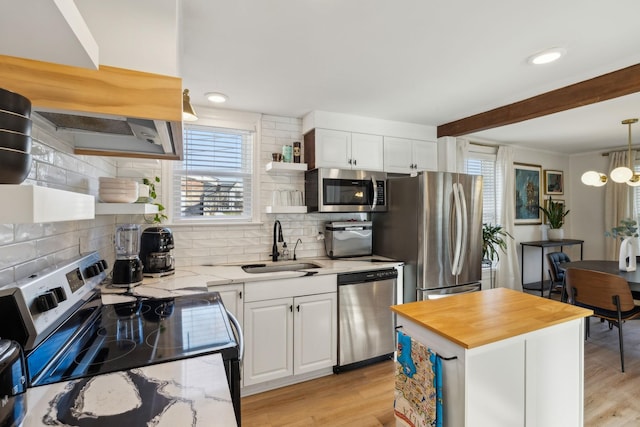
xmin=226 ymin=310 xmax=244 ymax=362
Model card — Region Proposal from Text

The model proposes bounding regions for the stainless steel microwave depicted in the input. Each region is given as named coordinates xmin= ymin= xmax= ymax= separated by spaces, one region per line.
xmin=305 ymin=168 xmax=387 ymax=213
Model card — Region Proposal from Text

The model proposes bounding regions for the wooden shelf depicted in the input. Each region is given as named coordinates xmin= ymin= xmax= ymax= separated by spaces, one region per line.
xmin=265 ymin=162 xmax=307 ymax=172
xmin=265 ymin=206 xmax=307 ymax=214
xmin=95 ymin=203 xmax=159 ymax=215
xmin=0 ymin=185 xmax=94 ymax=223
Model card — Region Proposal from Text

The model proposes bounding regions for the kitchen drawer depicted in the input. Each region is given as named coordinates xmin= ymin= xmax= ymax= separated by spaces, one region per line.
xmin=244 ymin=274 xmax=337 ymax=302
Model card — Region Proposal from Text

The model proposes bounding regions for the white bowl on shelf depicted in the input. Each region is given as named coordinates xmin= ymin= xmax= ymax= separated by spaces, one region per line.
xmin=99 ymin=192 xmax=139 ymax=203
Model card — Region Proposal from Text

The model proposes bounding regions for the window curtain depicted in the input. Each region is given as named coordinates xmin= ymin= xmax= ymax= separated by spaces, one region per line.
xmin=496 ymin=146 xmax=522 ymax=291
xmin=604 ymin=150 xmax=635 ymax=259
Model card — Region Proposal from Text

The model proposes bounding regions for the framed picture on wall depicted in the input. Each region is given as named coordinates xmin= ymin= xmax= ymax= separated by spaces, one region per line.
xmin=514 ymin=163 xmax=542 ymax=225
xmin=544 ymin=169 xmax=564 ymax=195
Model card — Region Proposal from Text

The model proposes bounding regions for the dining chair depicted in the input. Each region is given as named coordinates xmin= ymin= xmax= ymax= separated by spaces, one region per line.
xmin=547 ymin=251 xmax=570 ymax=300
xmin=565 ymin=267 xmax=640 ymax=372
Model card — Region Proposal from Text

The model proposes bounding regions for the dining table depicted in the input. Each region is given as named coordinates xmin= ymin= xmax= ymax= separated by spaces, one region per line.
xmin=560 ymin=260 xmax=640 ymax=293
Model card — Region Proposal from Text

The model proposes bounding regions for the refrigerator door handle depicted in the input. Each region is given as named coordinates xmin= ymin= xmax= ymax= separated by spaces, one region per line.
xmin=370 ymin=176 xmax=378 ymax=211
xmin=458 ymin=183 xmax=468 ymax=272
xmin=451 ymin=183 xmax=463 ymax=275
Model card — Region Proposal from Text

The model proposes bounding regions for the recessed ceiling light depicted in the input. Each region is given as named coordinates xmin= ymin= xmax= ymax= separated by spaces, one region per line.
xmin=527 ymin=47 xmax=566 ymax=65
xmin=205 ymin=92 xmax=228 ymax=103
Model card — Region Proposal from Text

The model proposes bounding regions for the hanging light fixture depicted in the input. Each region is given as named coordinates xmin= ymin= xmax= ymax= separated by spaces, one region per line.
xmin=182 ymin=89 xmax=198 ymax=122
xmin=582 ymin=118 xmax=640 ymax=187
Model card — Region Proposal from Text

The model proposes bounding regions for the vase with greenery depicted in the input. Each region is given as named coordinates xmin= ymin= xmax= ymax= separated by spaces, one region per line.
xmin=142 ymin=176 xmax=167 ymax=224
xmin=606 ymin=218 xmax=639 ymax=271
xmin=538 ymin=197 xmax=570 ymax=241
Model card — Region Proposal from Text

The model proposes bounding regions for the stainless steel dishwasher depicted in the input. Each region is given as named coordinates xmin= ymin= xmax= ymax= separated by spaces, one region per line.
xmin=334 ymin=268 xmax=398 ymax=373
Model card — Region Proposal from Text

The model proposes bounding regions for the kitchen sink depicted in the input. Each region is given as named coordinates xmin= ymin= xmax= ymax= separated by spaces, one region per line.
xmin=241 ymin=262 xmax=322 ymax=274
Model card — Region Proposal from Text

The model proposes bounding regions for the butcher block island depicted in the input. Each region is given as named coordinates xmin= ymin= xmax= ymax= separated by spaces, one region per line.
xmin=391 ymin=288 xmax=592 ymax=427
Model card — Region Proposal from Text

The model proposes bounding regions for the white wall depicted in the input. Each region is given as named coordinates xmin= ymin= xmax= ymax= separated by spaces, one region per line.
xmin=569 ymin=151 xmax=609 ymax=260
xmin=0 ymin=117 xmax=118 ymax=287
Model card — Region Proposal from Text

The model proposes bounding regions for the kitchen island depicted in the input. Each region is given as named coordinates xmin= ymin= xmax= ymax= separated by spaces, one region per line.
xmin=391 ymin=288 xmax=592 ymax=427
xmin=23 ymin=353 xmax=237 ymax=427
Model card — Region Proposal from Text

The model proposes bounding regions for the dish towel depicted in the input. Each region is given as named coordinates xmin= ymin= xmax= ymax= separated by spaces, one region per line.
xmin=394 ymin=331 xmax=443 ymax=427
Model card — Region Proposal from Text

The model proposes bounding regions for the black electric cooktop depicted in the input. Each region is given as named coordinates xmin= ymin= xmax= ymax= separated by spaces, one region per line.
xmin=27 ymin=291 xmax=238 ymax=387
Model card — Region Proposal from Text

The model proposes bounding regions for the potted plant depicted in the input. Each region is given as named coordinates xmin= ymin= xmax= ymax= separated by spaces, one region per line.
xmin=538 ymin=197 xmax=570 ymax=241
xmin=482 ymin=223 xmax=513 ymax=264
xmin=142 ymin=176 xmax=167 ymax=224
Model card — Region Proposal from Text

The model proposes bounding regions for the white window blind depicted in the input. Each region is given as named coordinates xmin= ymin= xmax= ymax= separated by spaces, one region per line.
xmin=466 ymin=153 xmax=498 ymax=226
xmin=172 ymin=124 xmax=254 ymax=222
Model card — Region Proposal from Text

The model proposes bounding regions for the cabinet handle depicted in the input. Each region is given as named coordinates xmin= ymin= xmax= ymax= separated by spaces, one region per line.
xmin=296 ymin=305 xmax=300 ymax=312
xmin=239 ymin=291 xmax=242 ymax=299
xmin=348 ymin=159 xmax=352 ymax=165
xmin=289 ymin=305 xmax=293 ymax=312
xmin=353 ymin=159 xmax=357 ymax=166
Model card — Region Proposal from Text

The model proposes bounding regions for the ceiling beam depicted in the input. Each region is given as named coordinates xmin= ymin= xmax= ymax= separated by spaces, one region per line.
xmin=437 ymin=63 xmax=640 ymax=138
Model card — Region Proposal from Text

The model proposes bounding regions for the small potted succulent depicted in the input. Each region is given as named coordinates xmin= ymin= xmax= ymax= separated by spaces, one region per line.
xmin=538 ymin=197 xmax=570 ymax=241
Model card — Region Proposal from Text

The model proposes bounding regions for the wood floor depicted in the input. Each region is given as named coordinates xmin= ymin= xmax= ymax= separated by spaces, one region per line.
xmin=242 ymin=318 xmax=640 ymax=426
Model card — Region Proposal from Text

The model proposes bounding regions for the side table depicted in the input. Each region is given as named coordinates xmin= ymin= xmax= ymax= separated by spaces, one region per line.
xmin=520 ymin=239 xmax=584 ymax=297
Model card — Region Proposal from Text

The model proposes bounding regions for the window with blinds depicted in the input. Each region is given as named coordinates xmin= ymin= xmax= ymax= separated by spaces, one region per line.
xmin=172 ymin=124 xmax=254 ymax=222
xmin=466 ymin=154 xmax=498 ymax=225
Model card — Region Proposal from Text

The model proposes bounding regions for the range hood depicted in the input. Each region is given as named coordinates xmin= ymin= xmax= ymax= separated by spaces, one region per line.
xmin=0 ymin=55 xmax=184 ymax=160
xmin=34 ymin=110 xmax=182 ymax=160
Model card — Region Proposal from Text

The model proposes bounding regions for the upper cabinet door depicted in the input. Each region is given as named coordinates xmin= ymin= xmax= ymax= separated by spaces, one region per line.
xmin=384 ymin=136 xmax=414 ymax=173
xmin=315 ymin=129 xmax=352 ymax=169
xmin=413 ymin=140 xmax=438 ymax=172
xmin=351 ymin=133 xmax=384 ymax=171
xmin=383 ymin=137 xmax=437 ymax=174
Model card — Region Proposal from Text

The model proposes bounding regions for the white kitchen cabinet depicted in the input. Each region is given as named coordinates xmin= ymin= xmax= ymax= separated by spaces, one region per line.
xmin=293 ymin=293 xmax=337 ymax=375
xmin=244 ymin=297 xmax=293 ymax=385
xmin=383 ymin=136 xmax=437 ymax=173
xmin=242 ymin=274 xmax=337 ymax=389
xmin=393 ymin=289 xmax=590 ymax=427
xmin=212 ymin=283 xmax=244 ymax=329
xmin=305 ymin=128 xmax=384 ymax=171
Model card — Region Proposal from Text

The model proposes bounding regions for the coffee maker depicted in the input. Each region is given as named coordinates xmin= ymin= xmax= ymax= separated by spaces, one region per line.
xmin=111 ymin=224 xmax=144 ymax=287
xmin=139 ymin=227 xmax=175 ymax=277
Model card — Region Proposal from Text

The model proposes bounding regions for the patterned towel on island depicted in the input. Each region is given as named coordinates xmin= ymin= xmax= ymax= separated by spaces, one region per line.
xmin=394 ymin=331 xmax=443 ymax=427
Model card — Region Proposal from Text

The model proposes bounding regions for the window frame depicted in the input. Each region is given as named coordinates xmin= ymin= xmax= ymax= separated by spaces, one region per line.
xmin=162 ymin=109 xmax=262 ymax=226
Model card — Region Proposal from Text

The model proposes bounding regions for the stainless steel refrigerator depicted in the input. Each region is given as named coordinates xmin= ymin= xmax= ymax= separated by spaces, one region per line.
xmin=373 ymin=171 xmax=483 ymax=302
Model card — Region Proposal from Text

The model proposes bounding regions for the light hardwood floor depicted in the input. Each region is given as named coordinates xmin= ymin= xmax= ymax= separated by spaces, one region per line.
xmin=242 ymin=318 xmax=640 ymax=426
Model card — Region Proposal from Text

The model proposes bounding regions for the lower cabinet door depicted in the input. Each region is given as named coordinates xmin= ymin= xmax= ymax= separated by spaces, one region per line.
xmin=243 ymin=297 xmax=293 ymax=386
xmin=293 ymin=293 xmax=337 ymax=375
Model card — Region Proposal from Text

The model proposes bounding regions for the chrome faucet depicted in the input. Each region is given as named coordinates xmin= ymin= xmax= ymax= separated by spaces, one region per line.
xmin=272 ymin=220 xmax=284 ymax=261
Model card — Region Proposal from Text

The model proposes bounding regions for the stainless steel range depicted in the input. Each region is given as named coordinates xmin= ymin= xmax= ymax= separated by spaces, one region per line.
xmin=0 ymin=252 xmax=242 ymax=425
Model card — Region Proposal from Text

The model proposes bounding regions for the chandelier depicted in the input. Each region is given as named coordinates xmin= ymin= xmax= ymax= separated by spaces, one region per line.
xmin=582 ymin=118 xmax=640 ymax=187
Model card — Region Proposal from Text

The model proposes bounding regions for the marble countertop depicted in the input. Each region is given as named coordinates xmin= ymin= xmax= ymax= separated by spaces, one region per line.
xmin=23 ymin=353 xmax=237 ymax=427
xmin=101 ymin=256 xmax=402 ymax=300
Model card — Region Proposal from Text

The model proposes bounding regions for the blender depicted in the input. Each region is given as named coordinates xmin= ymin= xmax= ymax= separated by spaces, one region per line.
xmin=111 ymin=224 xmax=144 ymax=287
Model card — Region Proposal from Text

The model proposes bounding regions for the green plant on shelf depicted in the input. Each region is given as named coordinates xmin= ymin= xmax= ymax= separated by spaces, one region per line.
xmin=143 ymin=176 xmax=167 ymax=224
xmin=538 ymin=197 xmax=570 ymax=229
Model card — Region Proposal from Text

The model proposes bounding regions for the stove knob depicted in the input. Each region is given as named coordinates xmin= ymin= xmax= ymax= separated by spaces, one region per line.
xmin=52 ymin=287 xmax=67 ymax=302
xmin=100 ymin=259 xmax=109 ymax=270
xmin=85 ymin=265 xmax=99 ymax=278
xmin=95 ymin=262 xmax=105 ymax=272
xmin=36 ymin=292 xmax=58 ymax=312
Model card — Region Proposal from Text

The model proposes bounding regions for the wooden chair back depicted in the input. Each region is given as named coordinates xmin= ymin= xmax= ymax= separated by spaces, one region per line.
xmin=565 ymin=268 xmax=635 ymax=312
